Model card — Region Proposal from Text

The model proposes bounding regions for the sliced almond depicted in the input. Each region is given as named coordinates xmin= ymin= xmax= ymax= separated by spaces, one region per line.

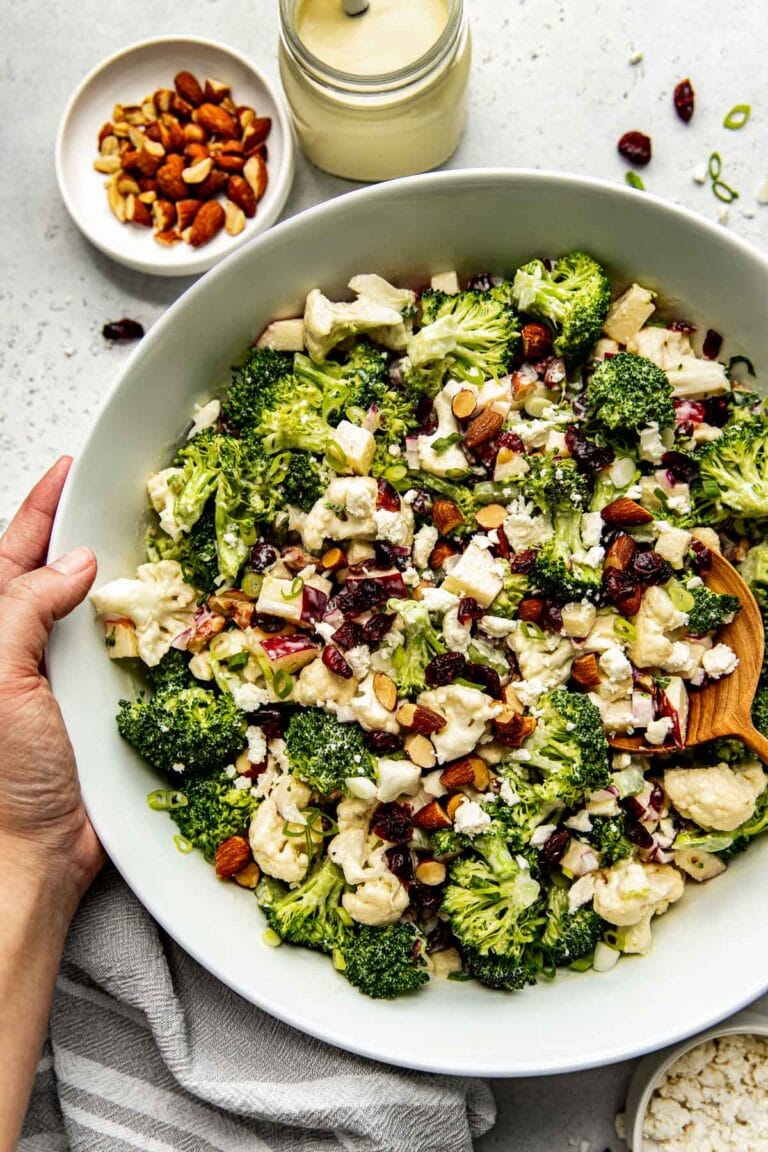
xmin=446 ymin=793 xmax=466 ymax=821
xmin=571 ymin=652 xmax=601 ymax=688
xmin=494 ymin=711 xmax=536 ymax=748
xmin=106 ymin=178 xmax=126 ymax=221
xmin=321 ymin=546 xmax=346 ymax=571
xmin=155 ymin=88 xmax=174 ymax=113
xmin=100 ymin=134 xmax=119 ymax=156
xmin=432 ymin=498 xmax=464 ymax=535
xmin=144 ymin=138 xmax=165 ymax=158
xmin=373 ymin=672 xmax=397 ymax=712
xmin=182 ymin=156 xmax=214 ymax=184
xmin=451 ymin=389 xmax=477 ymax=420
xmin=501 ymin=684 xmax=524 ymax=713
xmin=138 ymin=190 xmax=157 ymax=204
xmin=404 ymin=732 xmax=436 ymax=769
xmin=396 ymin=702 xmax=447 ymax=734
xmin=234 ymin=862 xmax=261 ymax=889
xmin=128 ymin=124 xmax=147 ymax=150
xmin=224 ymin=198 xmax=246 ymax=236
xmin=412 ymin=800 xmax=452 ymax=831
xmin=94 ymin=155 xmax=121 ymax=174
xmin=117 ymin=175 xmax=140 ymax=195
xmin=415 ymin=860 xmax=446 ymax=886
xmin=475 ymin=503 xmax=507 ymax=530
xmin=440 ymin=756 xmax=491 ymax=791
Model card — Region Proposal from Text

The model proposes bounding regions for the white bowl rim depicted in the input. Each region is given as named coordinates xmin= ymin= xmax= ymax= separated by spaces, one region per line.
xmin=626 ymin=1008 xmax=768 ymax=1149
xmin=54 ymin=34 xmax=295 ymax=277
xmin=48 ymin=167 xmax=768 ymax=1076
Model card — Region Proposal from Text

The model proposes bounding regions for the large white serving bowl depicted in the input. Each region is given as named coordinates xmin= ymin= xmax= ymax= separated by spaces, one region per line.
xmin=48 ymin=170 xmax=768 ymax=1077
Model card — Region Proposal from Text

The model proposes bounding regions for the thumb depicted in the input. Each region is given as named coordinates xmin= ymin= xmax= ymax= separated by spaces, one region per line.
xmin=1 ymin=547 xmax=97 ymax=673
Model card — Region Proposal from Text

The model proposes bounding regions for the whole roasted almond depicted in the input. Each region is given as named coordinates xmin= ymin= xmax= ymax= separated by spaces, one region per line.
xmin=493 ymin=709 xmax=536 ymax=748
xmin=517 ymin=597 xmax=544 ymax=623
xmin=184 ymin=141 xmax=210 ymax=164
xmin=194 ymin=102 xmax=239 ymax=139
xmin=238 ymin=105 xmax=256 ymax=130
xmin=243 ymin=153 xmax=268 ymax=201
xmin=188 ymin=199 xmax=225 ymax=247
xmin=214 ymin=835 xmax=251 ymax=879
xmin=373 ymin=672 xmax=397 ymax=712
xmin=464 ymin=407 xmax=503 ymax=449
xmin=440 ymin=756 xmax=491 ymax=791
xmin=195 ymin=168 xmax=228 ymax=200
xmin=125 ymin=194 xmax=152 ymax=226
xmin=601 ymin=497 xmax=653 ymax=526
xmin=224 ymin=200 xmax=246 ymax=236
xmin=183 ymin=156 xmax=214 ymax=184
xmin=432 ymin=498 xmax=464 ymax=535
xmin=176 ymin=198 xmax=201 ymax=231
xmin=616 ymin=585 xmax=643 ymax=618
xmin=571 ymin=652 xmax=601 ymax=688
xmin=187 ymin=611 xmax=226 ymax=653
xmin=226 ymin=174 xmax=257 ymax=217
xmin=451 ymin=389 xmax=477 ymax=420
xmin=157 ymin=156 xmax=187 ymax=201
xmin=171 ymin=93 xmax=194 ymax=120
xmin=154 ymin=228 xmax=181 ymax=246
xmin=174 ymin=70 xmax=204 ymax=107
xmin=404 ymin=732 xmax=436 ymax=769
xmin=216 ymin=151 xmax=245 ymax=173
xmin=604 ymin=532 xmax=636 ymax=572
xmin=412 ymin=800 xmax=452 ymax=831
xmin=242 ymin=116 xmax=272 ymax=153
xmin=151 ymin=198 xmax=177 ymax=232
xmin=396 ymin=702 xmax=447 ymax=735
xmin=521 ymin=321 xmax=552 ymax=360
xmin=183 ymin=121 xmax=208 ymax=144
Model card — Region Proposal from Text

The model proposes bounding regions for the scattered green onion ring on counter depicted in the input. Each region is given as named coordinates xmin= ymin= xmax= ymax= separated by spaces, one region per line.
xmin=625 ymin=171 xmax=645 ymax=191
xmin=723 ymin=103 xmax=751 ymax=130
xmin=147 ymin=789 xmax=188 ymax=811
xmin=708 ymin=151 xmax=723 ymax=180
xmin=713 ymin=180 xmax=739 ymax=203
xmin=282 ymin=576 xmax=304 ymax=600
xmin=273 ymin=669 xmax=294 ymax=699
xmin=326 ymin=441 xmax=347 ymax=471
xmin=174 ymin=834 xmax=194 ymax=854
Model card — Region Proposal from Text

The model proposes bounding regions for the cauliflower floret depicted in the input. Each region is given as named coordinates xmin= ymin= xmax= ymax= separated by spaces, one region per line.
xmin=589 ymin=692 xmax=635 ymax=734
xmin=351 ymin=672 xmax=401 ymax=735
xmin=328 ymin=828 xmax=387 ymax=885
xmin=664 ymin=761 xmax=766 ymax=831
xmin=249 ymin=776 xmax=318 ymax=884
xmin=373 ymin=503 xmax=415 ymax=547
xmin=347 ymin=273 xmax=415 ymax=351
xmin=342 ymin=872 xmax=409 ymax=926
xmin=303 ymin=287 xmax=404 ymax=361
xmin=593 ymin=859 xmax=685 ymax=927
xmin=638 ymin=422 xmax=667 ymax=465
xmin=333 ymin=420 xmax=376 ymax=476
xmin=628 ymin=585 xmax=688 ymax=670
xmin=293 ymin=657 xmax=358 ymax=714
xmin=453 ymin=799 xmax=492 ymax=837
xmin=301 ymin=476 xmax=378 ymax=552
xmin=627 ymin=327 xmax=730 ymax=398
xmin=146 ymin=468 xmax=184 ymax=542
xmin=582 ymin=614 xmax=629 ymax=654
xmin=443 ymin=605 xmax=472 ymax=652
xmin=508 ymin=628 xmax=574 ymax=684
xmin=336 ymin=796 xmax=375 ymax=832
xmin=376 ymin=757 xmax=421 ymax=803
xmin=186 ymin=398 xmax=221 ymax=439
xmin=502 ymin=497 xmax=554 ymax=553
xmin=412 ymin=523 xmax=439 ymax=569
xmin=91 ymin=559 xmax=197 ymax=667
xmin=417 ymin=683 xmax=502 ymax=763
xmin=417 ymin=390 xmax=469 ymax=478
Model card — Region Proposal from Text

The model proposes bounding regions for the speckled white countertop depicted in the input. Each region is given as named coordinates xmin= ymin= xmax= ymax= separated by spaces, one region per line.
xmin=2 ymin=0 xmax=767 ymax=1146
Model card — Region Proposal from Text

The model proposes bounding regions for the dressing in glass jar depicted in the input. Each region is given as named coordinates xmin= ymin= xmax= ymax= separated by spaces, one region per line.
xmin=279 ymin=0 xmax=471 ymax=182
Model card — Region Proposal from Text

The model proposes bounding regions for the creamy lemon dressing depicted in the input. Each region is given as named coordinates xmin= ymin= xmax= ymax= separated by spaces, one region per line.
xmin=295 ymin=0 xmax=449 ymax=75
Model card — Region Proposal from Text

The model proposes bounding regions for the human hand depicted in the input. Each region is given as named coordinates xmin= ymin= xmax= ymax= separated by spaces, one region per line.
xmin=0 ymin=457 xmax=104 ymax=899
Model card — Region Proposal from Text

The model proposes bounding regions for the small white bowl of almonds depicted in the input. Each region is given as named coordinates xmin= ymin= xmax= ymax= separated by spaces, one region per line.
xmin=56 ymin=36 xmax=295 ymax=276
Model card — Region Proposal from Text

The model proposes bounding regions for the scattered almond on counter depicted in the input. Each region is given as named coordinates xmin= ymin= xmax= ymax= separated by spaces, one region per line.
xmin=94 ymin=69 xmax=272 ymax=249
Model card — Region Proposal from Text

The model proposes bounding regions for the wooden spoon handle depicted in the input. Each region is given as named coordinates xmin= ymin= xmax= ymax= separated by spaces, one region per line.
xmin=739 ymin=725 xmax=768 ymax=764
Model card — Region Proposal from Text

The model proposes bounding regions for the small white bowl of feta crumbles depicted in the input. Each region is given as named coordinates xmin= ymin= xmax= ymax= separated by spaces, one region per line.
xmin=626 ymin=1009 xmax=768 ymax=1150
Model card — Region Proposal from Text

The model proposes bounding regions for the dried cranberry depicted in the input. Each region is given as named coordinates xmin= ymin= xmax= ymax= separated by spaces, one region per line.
xmin=374 ymin=540 xmax=410 ymax=571
xmin=540 ymin=602 xmax=563 ymax=632
xmin=376 ymin=478 xmax=401 ymax=512
xmin=507 ymin=549 xmax=538 ymax=574
xmin=336 ymin=578 xmax=386 ymax=617
xmin=409 ymin=489 xmax=432 ymax=520
xmin=252 ymin=706 xmax=285 ymax=740
xmin=365 ymin=730 xmax=403 ymax=754
xmin=407 ymin=883 xmax=442 ymax=922
xmin=385 ymin=845 xmax=414 ymax=884
xmin=425 ymin=651 xmax=467 ymax=688
xmin=676 ymin=421 xmax=694 ymax=440
xmin=603 ymin=568 xmax=640 ymax=611
xmin=625 ymin=820 xmax=654 ymax=850
xmin=669 ymin=319 xmax=697 ymax=333
xmin=498 ymin=431 xmax=525 ymax=453
xmin=565 ymin=425 xmax=615 ymax=473
xmin=332 ymin=621 xmax=364 ymax=650
xmin=467 ymin=272 xmax=493 ymax=292
xmin=631 ymin=549 xmax=672 ymax=586
xmin=648 ymin=781 xmax=665 ymax=813
xmin=462 ymin=662 xmax=502 ymax=697
xmin=249 ymin=540 xmax=278 ymax=572
xmin=492 ymin=525 xmax=511 ymax=560
xmin=457 ymin=597 xmax=484 ymax=625
xmin=674 ymin=399 xmax=706 ymax=425
xmin=618 ymin=130 xmax=652 ymax=166
xmin=322 ymin=645 xmax=353 ymax=678
xmin=470 ymin=436 xmax=500 ymax=471
xmin=362 ymin=613 xmax=395 ymax=645
xmin=690 ymin=540 xmax=713 ymax=573
xmin=415 ymin=395 xmax=437 ymax=433
xmin=371 ymin=802 xmax=413 ymax=843
xmin=426 ymin=919 xmax=455 ymax=954
xmin=238 ymin=758 xmax=268 ymax=780
xmin=251 ymin=612 xmax=286 ymax=633
xmin=703 ymin=396 xmax=732 ymax=427
xmin=702 ymin=329 xmax=723 ymax=360
xmin=673 ymin=78 xmax=695 ymax=122
xmin=540 ymin=828 xmax=569 ymax=868
xmin=661 ymin=450 xmax=700 ymax=486
xmin=103 ymin=317 xmax=145 ymax=341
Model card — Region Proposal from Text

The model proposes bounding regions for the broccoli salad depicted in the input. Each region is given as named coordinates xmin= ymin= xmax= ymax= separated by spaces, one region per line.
xmin=91 ymin=253 xmax=768 ymax=999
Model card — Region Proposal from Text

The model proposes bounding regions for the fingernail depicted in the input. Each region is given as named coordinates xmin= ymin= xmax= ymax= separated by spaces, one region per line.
xmin=51 ymin=546 xmax=94 ymax=575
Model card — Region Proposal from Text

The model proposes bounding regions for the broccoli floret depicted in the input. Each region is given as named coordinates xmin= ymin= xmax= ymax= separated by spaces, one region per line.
xmin=740 ymin=543 xmax=768 ymax=604
xmin=213 ymin=438 xmax=264 ymax=581
xmin=540 ymin=885 xmax=603 ymax=967
xmin=524 ymin=453 xmax=592 ymax=516
xmin=693 ymin=416 xmax=768 ymax=523
xmin=462 ymin=947 xmax=536 ymax=992
xmin=408 ymin=288 xmax=520 ymax=384
xmin=148 ymin=504 xmax=220 ymax=594
xmin=147 ymin=648 xmax=194 ymax=693
xmin=117 ymin=684 xmax=247 ymax=779
xmin=589 ymin=814 xmax=633 ymax=866
xmin=521 ymin=689 xmax=610 ymax=807
xmin=485 ymin=783 xmax=561 ymax=852
xmin=487 ymin=561 xmax=530 ymax=619
xmin=388 ymin=597 xmax=446 ymax=695
xmin=170 ymin=775 xmax=257 ymax=862
xmin=285 ymin=709 xmax=375 ymax=796
xmin=686 ymin=584 xmax=741 ymax=635
xmin=259 ymin=857 xmax=350 ymax=954
xmin=221 ymin=347 xmax=294 ymax=435
xmin=720 ymin=787 xmax=768 ymax=861
xmin=586 ymin=352 xmax=675 ymax=437
xmin=340 ymin=922 xmax=430 ymax=999
xmin=280 ymin=451 xmax=332 ymax=512
xmin=293 ymin=341 xmax=389 ymax=423
xmin=512 ymin=251 xmax=611 ymax=360
xmin=173 ymin=429 xmax=224 ymax=534
xmin=523 ymin=456 xmax=601 ymax=602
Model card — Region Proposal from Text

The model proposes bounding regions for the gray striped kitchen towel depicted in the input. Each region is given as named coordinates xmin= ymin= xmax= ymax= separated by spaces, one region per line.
xmin=20 ymin=867 xmax=495 ymax=1151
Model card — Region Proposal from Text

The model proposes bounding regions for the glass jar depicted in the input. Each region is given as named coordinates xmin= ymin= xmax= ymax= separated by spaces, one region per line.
xmin=278 ymin=0 xmax=471 ymax=183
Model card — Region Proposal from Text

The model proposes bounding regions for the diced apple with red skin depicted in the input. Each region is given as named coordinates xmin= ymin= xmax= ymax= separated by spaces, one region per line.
xmin=659 ymin=676 xmax=689 ymax=746
xmin=344 ymin=569 xmax=408 ymax=600
xmin=256 ymin=575 xmax=304 ymax=623
xmin=103 ymin=618 xmax=139 ymax=659
xmin=259 ymin=634 xmax=318 ymax=674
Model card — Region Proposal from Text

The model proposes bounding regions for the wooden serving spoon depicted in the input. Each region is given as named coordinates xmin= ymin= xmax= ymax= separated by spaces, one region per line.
xmin=609 ymin=551 xmax=768 ymax=761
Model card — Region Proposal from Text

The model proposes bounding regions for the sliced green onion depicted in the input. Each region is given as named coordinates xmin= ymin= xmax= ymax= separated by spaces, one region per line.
xmin=240 ymin=572 xmax=263 ymax=599
xmin=664 ymin=579 xmax=695 ymax=614
xmin=263 ymin=928 xmax=282 ymax=947
xmin=708 ymin=151 xmax=723 ymax=180
xmin=173 ymin=834 xmax=193 ymax=854
xmin=723 ymin=103 xmax=751 ymax=130
xmin=345 ymin=405 xmax=366 ymax=425
xmin=712 ymin=180 xmax=739 ymax=203
xmin=455 ymin=363 xmax=484 ymax=387
xmin=625 ymin=171 xmax=645 ymax=191
xmin=569 ymin=955 xmax=594 ymax=973
xmin=227 ymin=651 xmax=250 ymax=671
xmin=281 ymin=576 xmax=304 ymax=601
xmin=147 ymin=789 xmax=188 ymax=811
xmin=267 ymin=452 xmax=292 ymax=482
xmin=326 ymin=441 xmax=348 ymax=472
xmin=331 ymin=947 xmax=347 ymax=971
xmin=519 ymin=621 xmax=545 ymax=641
xmin=613 ymin=617 xmax=637 ymax=643
xmin=727 ymin=354 xmax=756 ymax=377
xmin=273 ymin=669 xmax=294 ymax=699
xmin=384 ymin=462 xmax=408 ymax=485
xmin=431 ymin=432 xmax=463 ymax=455
xmin=699 ymin=477 xmax=722 ymax=500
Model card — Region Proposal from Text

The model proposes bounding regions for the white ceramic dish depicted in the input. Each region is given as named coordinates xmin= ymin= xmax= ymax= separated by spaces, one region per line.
xmin=47 ymin=170 xmax=768 ymax=1076
xmin=55 ymin=36 xmax=294 ymax=277
xmin=625 ymin=1008 xmax=768 ymax=1149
